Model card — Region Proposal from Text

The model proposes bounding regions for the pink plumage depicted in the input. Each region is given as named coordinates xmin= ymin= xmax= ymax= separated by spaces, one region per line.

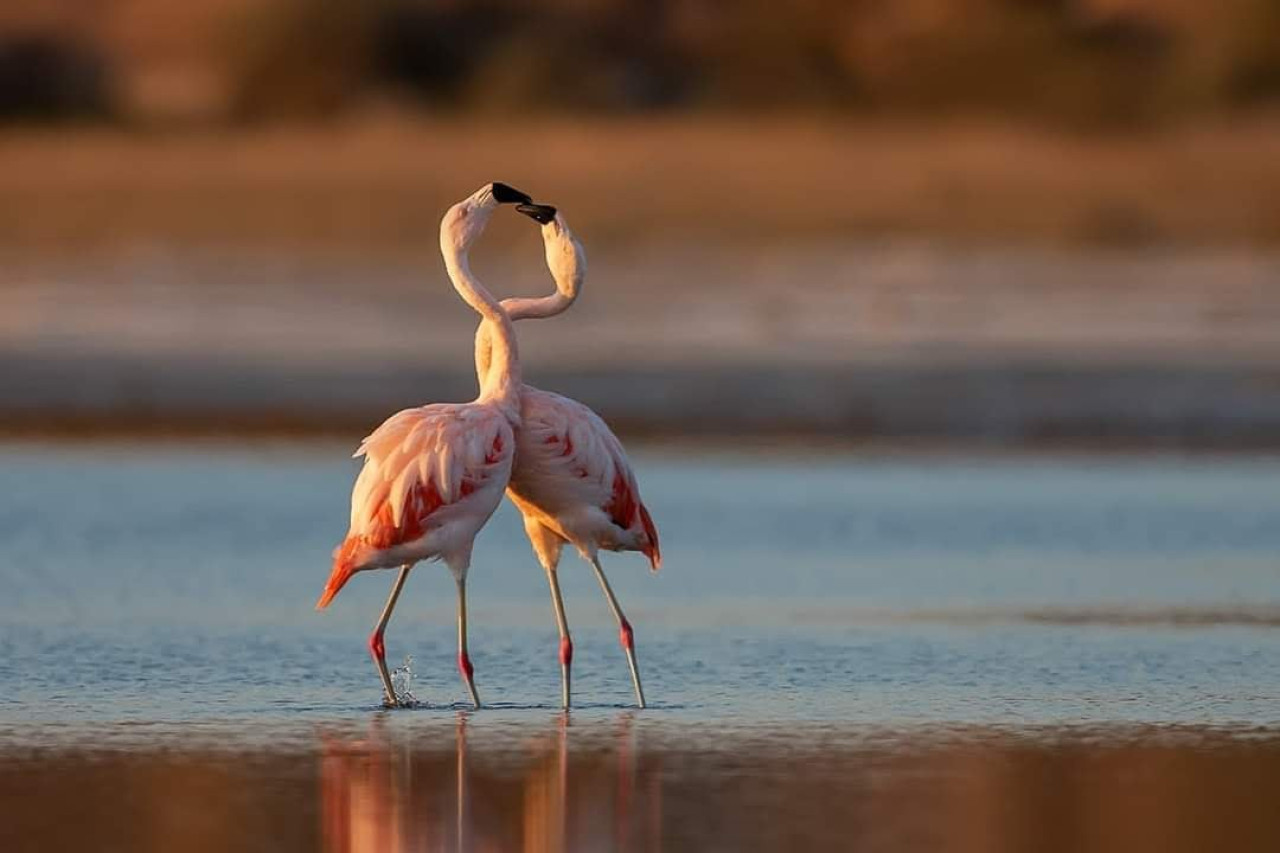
xmin=318 ymin=405 xmax=514 ymax=609
xmin=317 ymin=182 xmax=533 ymax=709
xmin=474 ymin=206 xmax=659 ymax=709
xmin=508 ymin=387 xmax=660 ymax=571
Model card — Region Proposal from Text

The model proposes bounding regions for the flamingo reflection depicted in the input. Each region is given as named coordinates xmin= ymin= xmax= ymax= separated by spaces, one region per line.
xmin=521 ymin=713 xmax=568 ymax=852
xmin=319 ymin=713 xmax=658 ymax=853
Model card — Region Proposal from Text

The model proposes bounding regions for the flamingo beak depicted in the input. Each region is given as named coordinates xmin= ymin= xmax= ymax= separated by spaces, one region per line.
xmin=491 ymin=182 xmax=533 ymax=204
xmin=516 ymin=203 xmax=558 ymax=224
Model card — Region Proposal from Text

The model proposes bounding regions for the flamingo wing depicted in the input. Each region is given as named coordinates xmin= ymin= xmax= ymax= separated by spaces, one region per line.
xmin=605 ymin=466 xmax=661 ymax=571
xmin=514 ymin=389 xmax=660 ymax=570
xmin=517 ymin=390 xmax=618 ymax=503
xmin=318 ymin=404 xmax=512 ymax=608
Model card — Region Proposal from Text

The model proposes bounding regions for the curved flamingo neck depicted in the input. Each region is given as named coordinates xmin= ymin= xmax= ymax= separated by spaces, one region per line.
xmin=475 ymin=219 xmax=583 ymax=388
xmin=443 ymin=245 xmax=522 ymax=415
xmin=474 ymin=290 xmax=578 ymax=387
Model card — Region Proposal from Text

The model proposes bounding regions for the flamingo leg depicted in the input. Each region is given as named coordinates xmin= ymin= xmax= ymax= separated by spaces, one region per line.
xmin=589 ymin=556 xmax=646 ymax=709
xmin=546 ymin=569 xmax=573 ymax=709
xmin=370 ymin=564 xmax=411 ymax=707
xmin=455 ymin=575 xmax=481 ymax=709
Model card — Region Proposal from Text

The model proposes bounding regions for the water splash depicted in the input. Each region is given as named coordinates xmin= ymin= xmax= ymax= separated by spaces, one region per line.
xmin=390 ymin=655 xmax=419 ymax=707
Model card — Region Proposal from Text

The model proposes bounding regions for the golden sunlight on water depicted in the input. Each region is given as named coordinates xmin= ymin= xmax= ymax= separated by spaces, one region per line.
xmin=319 ymin=716 xmax=658 ymax=853
xmin=3 ymin=719 xmax=1278 ymax=852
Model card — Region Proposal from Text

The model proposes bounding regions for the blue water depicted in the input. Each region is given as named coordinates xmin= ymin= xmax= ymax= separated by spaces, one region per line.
xmin=4 ymin=443 xmax=1280 ymax=851
xmin=1 ymin=442 xmax=1278 ymax=741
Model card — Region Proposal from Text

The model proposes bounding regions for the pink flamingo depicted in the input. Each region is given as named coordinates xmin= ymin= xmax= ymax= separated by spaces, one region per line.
xmin=316 ymin=182 xmax=532 ymax=708
xmin=483 ymin=203 xmax=661 ymax=709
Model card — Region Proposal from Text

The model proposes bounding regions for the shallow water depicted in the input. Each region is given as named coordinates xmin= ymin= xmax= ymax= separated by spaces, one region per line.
xmin=2 ymin=443 xmax=1279 ymax=850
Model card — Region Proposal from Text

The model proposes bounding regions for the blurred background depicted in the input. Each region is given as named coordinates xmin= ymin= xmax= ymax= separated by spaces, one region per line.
xmin=5 ymin=8 xmax=1280 ymax=851
xmin=3 ymin=0 xmax=1279 ymax=444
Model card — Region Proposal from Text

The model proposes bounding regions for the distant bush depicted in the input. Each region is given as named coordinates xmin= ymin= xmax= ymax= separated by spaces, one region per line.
xmin=5 ymin=0 xmax=1280 ymax=125
xmin=369 ymin=1 xmax=692 ymax=112
xmin=223 ymin=0 xmax=379 ymax=121
xmin=836 ymin=3 xmax=1182 ymax=126
xmin=0 ymin=36 xmax=111 ymax=122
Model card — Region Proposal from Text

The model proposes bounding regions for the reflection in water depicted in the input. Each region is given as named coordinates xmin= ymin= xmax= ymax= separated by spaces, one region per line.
xmin=520 ymin=714 xmax=566 ymax=853
xmin=318 ymin=713 xmax=657 ymax=853
xmin=3 ymin=722 xmax=1280 ymax=852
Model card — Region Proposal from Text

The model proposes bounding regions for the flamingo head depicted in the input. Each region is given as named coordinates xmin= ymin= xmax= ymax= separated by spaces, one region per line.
xmin=441 ymin=182 xmax=533 ymax=253
xmin=517 ymin=205 xmax=584 ymax=301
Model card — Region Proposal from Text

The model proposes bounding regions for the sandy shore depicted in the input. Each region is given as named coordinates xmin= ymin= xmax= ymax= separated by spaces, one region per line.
xmin=2 ymin=116 xmax=1280 ymax=250
xmin=3 ymin=241 xmax=1279 ymax=446
xmin=5 ymin=345 xmax=1278 ymax=446
xmin=3 ymin=119 xmax=1279 ymax=444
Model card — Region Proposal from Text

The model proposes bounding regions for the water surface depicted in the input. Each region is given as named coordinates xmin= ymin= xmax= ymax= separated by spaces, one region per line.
xmin=2 ymin=444 xmax=1278 ymax=850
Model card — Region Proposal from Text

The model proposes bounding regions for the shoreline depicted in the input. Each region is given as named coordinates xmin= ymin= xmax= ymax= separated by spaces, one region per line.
xmin=5 ymin=352 xmax=1279 ymax=450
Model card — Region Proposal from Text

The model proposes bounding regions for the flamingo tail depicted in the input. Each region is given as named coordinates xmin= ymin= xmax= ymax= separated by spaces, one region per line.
xmin=316 ymin=539 xmax=360 ymax=610
xmin=638 ymin=503 xmax=661 ymax=572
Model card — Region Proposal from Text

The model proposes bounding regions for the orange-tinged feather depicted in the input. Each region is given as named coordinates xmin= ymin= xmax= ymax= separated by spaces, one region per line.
xmin=639 ymin=502 xmax=661 ymax=571
xmin=605 ymin=471 xmax=661 ymax=571
xmin=606 ymin=472 xmax=637 ymax=530
xmin=317 ymin=479 xmax=448 ymax=609
xmin=316 ymin=542 xmax=357 ymax=609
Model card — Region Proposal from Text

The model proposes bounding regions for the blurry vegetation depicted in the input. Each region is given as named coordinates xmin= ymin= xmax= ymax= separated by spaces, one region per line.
xmin=1 ymin=0 xmax=1279 ymax=125
xmin=224 ymin=0 xmax=379 ymax=120
xmin=0 ymin=36 xmax=111 ymax=121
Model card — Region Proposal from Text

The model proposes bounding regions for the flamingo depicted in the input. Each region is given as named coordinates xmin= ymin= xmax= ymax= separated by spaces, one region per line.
xmin=315 ymin=181 xmax=532 ymax=708
xmin=478 ymin=202 xmax=661 ymax=709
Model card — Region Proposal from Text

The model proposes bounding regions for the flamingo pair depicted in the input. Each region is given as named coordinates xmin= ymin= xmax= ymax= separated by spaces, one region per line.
xmin=315 ymin=183 xmax=660 ymax=710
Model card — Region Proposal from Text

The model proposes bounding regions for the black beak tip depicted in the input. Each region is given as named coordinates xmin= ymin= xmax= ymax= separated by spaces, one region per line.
xmin=491 ymin=182 xmax=533 ymax=205
xmin=516 ymin=203 xmax=557 ymax=225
